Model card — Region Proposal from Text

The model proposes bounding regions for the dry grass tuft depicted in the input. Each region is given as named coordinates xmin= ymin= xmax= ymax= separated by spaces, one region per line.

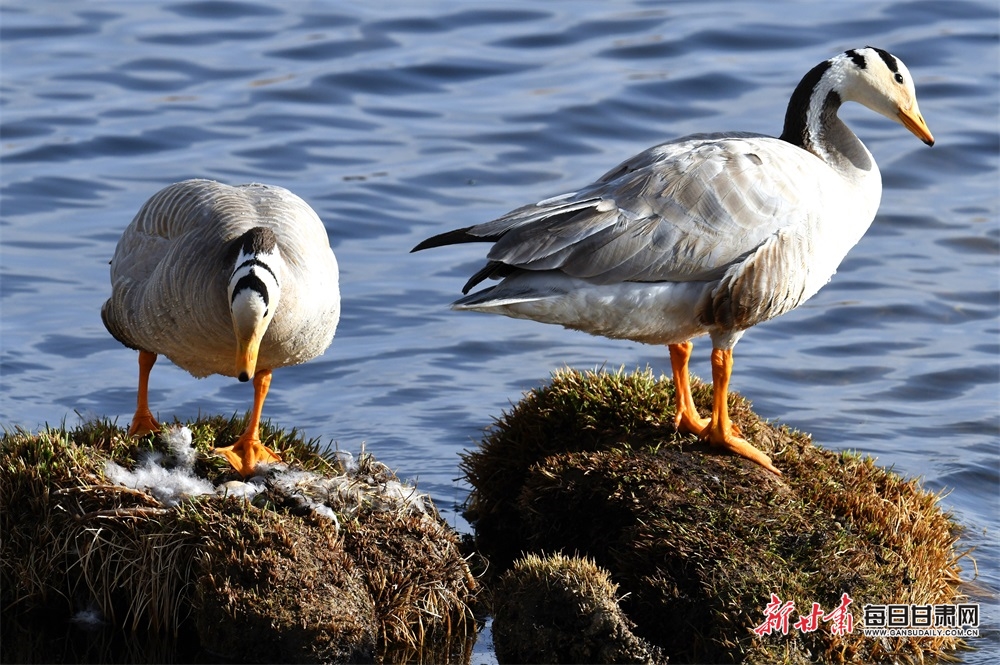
xmin=191 ymin=497 xmax=378 ymax=663
xmin=492 ymin=552 xmax=665 ymax=664
xmin=0 ymin=420 xmax=182 ymax=630
xmin=462 ymin=367 xmax=970 ymax=664
xmin=1 ymin=416 xmax=477 ymax=663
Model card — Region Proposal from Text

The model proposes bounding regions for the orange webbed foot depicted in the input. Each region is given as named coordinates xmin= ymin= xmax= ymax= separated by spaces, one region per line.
xmin=698 ymin=347 xmax=780 ymax=475
xmin=701 ymin=420 xmax=781 ymax=476
xmin=214 ymin=436 xmax=282 ymax=477
xmin=214 ymin=369 xmax=281 ymax=476
xmin=674 ymin=408 xmax=710 ymax=437
xmin=669 ymin=341 xmax=712 ymax=437
xmin=127 ymin=410 xmax=160 ymax=438
xmin=129 ymin=350 xmax=160 ymax=437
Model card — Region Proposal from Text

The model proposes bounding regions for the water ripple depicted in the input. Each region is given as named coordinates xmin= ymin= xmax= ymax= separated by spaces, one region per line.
xmin=1 ymin=1 xmax=997 ymax=660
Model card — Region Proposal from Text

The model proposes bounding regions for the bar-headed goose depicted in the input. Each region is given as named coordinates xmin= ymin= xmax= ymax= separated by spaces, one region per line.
xmin=103 ymin=179 xmax=340 ymax=476
xmin=412 ymin=47 xmax=934 ymax=476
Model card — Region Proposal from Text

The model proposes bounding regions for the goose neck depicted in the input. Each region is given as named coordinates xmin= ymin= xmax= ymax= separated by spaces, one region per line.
xmin=779 ymin=60 xmax=873 ymax=175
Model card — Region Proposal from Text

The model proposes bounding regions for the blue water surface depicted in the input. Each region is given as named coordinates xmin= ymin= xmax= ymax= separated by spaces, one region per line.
xmin=1 ymin=1 xmax=997 ymax=661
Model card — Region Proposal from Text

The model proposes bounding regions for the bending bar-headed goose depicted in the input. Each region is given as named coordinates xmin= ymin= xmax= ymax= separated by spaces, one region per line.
xmin=103 ymin=179 xmax=340 ymax=476
xmin=412 ymin=47 xmax=934 ymax=476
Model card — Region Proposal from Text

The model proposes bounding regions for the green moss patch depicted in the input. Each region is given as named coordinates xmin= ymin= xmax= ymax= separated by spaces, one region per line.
xmin=492 ymin=552 xmax=665 ymax=664
xmin=462 ymin=367 xmax=969 ymax=664
xmin=1 ymin=416 xmax=477 ymax=663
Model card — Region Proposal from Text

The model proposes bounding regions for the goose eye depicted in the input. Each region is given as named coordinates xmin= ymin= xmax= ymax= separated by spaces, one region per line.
xmin=894 ymin=72 xmax=904 ymax=84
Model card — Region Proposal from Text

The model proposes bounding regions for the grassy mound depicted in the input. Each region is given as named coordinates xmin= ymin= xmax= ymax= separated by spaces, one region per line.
xmin=492 ymin=552 xmax=665 ymax=664
xmin=462 ymin=367 xmax=969 ymax=664
xmin=1 ymin=415 xmax=477 ymax=663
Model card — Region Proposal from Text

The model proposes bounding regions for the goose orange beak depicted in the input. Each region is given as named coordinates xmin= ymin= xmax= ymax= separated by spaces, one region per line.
xmin=898 ymin=107 xmax=934 ymax=146
xmin=236 ymin=331 xmax=262 ymax=383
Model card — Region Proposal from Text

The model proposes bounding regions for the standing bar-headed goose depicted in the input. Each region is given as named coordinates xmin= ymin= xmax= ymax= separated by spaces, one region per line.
xmin=103 ymin=179 xmax=340 ymax=476
xmin=413 ymin=47 xmax=933 ymax=476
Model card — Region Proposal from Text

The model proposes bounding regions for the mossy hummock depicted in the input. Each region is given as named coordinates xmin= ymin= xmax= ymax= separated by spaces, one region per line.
xmin=0 ymin=415 xmax=477 ymax=664
xmin=464 ymin=367 xmax=969 ymax=664
xmin=492 ymin=552 xmax=665 ymax=664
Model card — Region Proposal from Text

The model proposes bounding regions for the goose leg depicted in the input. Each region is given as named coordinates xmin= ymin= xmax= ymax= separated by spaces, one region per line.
xmin=702 ymin=348 xmax=781 ymax=476
xmin=127 ymin=350 xmax=161 ymax=437
xmin=214 ymin=369 xmax=282 ymax=476
xmin=668 ymin=341 xmax=710 ymax=434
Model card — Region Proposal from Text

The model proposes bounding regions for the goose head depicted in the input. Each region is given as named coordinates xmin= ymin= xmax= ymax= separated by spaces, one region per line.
xmin=227 ymin=227 xmax=284 ymax=382
xmin=841 ymin=47 xmax=934 ymax=146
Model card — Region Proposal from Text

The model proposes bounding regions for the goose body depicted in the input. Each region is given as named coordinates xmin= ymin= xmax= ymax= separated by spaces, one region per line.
xmin=103 ymin=179 xmax=340 ymax=475
xmin=414 ymin=47 xmax=934 ymax=475
xmin=449 ymin=132 xmax=878 ymax=348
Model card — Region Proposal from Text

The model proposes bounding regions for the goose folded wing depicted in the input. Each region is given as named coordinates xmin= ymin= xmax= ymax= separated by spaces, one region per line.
xmin=471 ymin=135 xmax=817 ymax=287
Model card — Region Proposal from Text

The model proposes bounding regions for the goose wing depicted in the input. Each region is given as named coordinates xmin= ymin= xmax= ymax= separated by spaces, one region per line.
xmin=418 ymin=133 xmax=828 ymax=293
xmin=102 ymin=181 xmax=228 ymax=350
xmin=101 ymin=180 xmax=276 ymax=355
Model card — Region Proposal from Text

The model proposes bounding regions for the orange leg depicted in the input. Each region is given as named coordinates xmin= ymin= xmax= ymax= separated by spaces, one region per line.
xmin=214 ymin=369 xmax=282 ymax=477
xmin=668 ymin=341 xmax=710 ymax=435
xmin=702 ymin=348 xmax=781 ymax=476
xmin=127 ymin=350 xmax=161 ymax=437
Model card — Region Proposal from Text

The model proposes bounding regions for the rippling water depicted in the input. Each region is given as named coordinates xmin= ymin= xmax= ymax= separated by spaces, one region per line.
xmin=2 ymin=0 xmax=997 ymax=661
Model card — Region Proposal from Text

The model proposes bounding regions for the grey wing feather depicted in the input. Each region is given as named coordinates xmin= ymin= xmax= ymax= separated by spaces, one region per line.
xmin=102 ymin=180 xmax=229 ymax=349
xmin=462 ymin=133 xmax=819 ymax=286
